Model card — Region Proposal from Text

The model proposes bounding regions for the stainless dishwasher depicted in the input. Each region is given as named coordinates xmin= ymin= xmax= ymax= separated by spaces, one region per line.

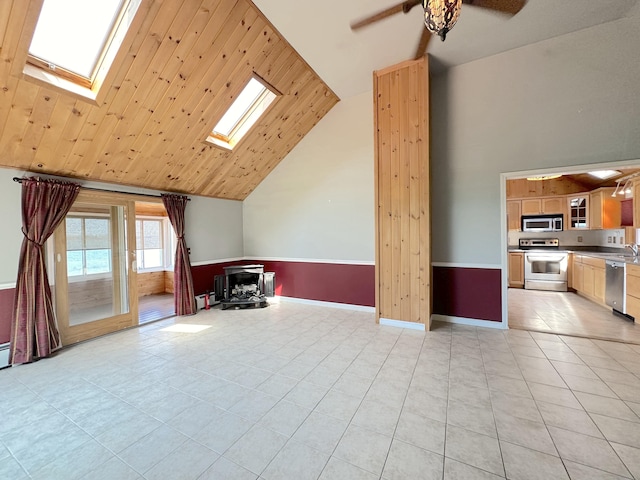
xmin=605 ymin=260 xmax=626 ymax=314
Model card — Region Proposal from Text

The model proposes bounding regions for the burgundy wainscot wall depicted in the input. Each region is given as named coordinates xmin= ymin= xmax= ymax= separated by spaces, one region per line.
xmin=191 ymin=260 xmax=375 ymax=308
xmin=432 ymin=266 xmax=502 ymax=322
xmin=0 ymin=288 xmax=14 ymax=344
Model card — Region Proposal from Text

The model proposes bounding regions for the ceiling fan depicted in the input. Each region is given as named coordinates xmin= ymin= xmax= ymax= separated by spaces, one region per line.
xmin=351 ymin=0 xmax=527 ymax=59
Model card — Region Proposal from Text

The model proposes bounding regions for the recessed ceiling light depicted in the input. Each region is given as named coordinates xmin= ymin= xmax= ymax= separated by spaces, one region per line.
xmin=588 ymin=170 xmax=621 ymax=179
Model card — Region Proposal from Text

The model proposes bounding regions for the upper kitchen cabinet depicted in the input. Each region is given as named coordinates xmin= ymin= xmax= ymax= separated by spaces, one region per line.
xmin=567 ymin=196 xmax=589 ymax=229
xmin=521 ymin=198 xmax=541 ymax=215
xmin=589 ymin=188 xmax=621 ymax=230
xmin=507 ymin=201 xmax=521 ymax=231
xmin=542 ymin=197 xmax=567 ymax=217
xmin=634 ymin=180 xmax=640 ymax=228
xmin=521 ymin=197 xmax=566 ymax=216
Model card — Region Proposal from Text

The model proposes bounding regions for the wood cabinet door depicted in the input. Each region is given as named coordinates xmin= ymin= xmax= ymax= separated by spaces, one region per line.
xmin=521 ymin=199 xmax=542 ymax=215
xmin=583 ymin=265 xmax=595 ymax=297
xmin=634 ymin=181 xmax=640 ymax=227
xmin=626 ymin=268 xmax=640 ymax=318
xmin=507 ymin=201 xmax=521 ymax=231
xmin=573 ymin=261 xmax=584 ymax=292
xmin=541 ymin=197 xmax=564 ymax=215
xmin=590 ymin=192 xmax=603 ymax=229
xmin=508 ymin=253 xmax=524 ymax=288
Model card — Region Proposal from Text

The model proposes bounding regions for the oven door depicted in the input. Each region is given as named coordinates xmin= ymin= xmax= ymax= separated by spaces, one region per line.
xmin=524 ymin=252 xmax=568 ymax=291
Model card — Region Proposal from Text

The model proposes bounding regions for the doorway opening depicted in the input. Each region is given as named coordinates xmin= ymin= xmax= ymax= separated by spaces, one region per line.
xmin=51 ymin=192 xmax=176 ymax=346
xmin=503 ymin=161 xmax=640 ymax=344
xmin=134 ymin=201 xmax=175 ymax=324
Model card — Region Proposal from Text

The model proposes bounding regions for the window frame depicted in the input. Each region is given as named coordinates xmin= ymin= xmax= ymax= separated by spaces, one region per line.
xmin=135 ymin=216 xmax=174 ymax=272
xmin=27 ymin=0 xmax=130 ymax=89
xmin=21 ymin=0 xmax=146 ymax=105
xmin=206 ymin=74 xmax=280 ymax=151
xmin=65 ymin=214 xmax=113 ymax=280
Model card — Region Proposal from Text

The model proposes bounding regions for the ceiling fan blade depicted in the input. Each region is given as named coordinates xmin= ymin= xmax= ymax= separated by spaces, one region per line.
xmin=462 ymin=0 xmax=527 ymax=16
xmin=415 ymin=28 xmax=432 ymax=59
xmin=351 ymin=0 xmax=422 ymax=30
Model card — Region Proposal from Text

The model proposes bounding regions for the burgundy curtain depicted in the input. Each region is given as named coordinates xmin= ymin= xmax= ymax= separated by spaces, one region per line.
xmin=162 ymin=194 xmax=196 ymax=315
xmin=10 ymin=178 xmax=80 ymax=365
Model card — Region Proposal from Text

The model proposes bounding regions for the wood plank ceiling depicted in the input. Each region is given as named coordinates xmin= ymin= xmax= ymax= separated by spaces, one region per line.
xmin=0 ymin=0 xmax=339 ymax=200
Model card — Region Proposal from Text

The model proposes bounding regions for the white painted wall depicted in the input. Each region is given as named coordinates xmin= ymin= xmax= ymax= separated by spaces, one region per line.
xmin=186 ymin=196 xmax=243 ymax=263
xmin=243 ymin=92 xmax=375 ymax=262
xmin=431 ymin=14 xmax=640 ymax=266
xmin=0 ymin=166 xmax=243 ymax=284
xmin=0 ymin=168 xmax=26 ymax=284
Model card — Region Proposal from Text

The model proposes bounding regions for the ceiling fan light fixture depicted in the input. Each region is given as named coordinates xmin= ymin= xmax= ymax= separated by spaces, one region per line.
xmin=526 ymin=174 xmax=562 ymax=181
xmin=423 ymin=0 xmax=462 ymax=41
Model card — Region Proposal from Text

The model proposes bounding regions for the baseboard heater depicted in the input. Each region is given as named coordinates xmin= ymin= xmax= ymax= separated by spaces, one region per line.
xmin=0 ymin=343 xmax=9 ymax=369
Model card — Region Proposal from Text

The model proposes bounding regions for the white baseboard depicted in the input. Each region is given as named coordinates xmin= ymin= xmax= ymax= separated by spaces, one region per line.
xmin=380 ymin=318 xmax=426 ymax=331
xmin=0 ymin=344 xmax=9 ymax=368
xmin=431 ymin=314 xmax=507 ymax=330
xmin=275 ymin=296 xmax=375 ymax=313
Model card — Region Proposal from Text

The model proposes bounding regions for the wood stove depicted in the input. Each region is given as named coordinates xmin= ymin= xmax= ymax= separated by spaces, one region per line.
xmin=221 ymin=264 xmax=268 ymax=310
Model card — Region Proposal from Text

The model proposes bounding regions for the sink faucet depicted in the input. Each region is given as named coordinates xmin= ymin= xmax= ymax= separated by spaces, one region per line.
xmin=625 ymin=244 xmax=639 ymax=257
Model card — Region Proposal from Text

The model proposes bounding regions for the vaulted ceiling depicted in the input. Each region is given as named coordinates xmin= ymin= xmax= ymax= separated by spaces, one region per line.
xmin=0 ymin=0 xmax=338 ymax=200
xmin=2 ymin=1 xmax=639 ymax=201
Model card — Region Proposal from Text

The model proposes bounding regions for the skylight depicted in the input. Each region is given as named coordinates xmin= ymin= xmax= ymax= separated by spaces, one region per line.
xmin=588 ymin=170 xmax=621 ymax=179
xmin=208 ymin=76 xmax=278 ymax=150
xmin=28 ymin=0 xmax=140 ymax=88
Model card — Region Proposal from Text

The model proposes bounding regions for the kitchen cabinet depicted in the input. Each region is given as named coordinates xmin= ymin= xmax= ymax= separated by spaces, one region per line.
xmin=507 ymin=201 xmax=521 ymax=231
xmin=520 ymin=197 xmax=565 ymax=216
xmin=589 ymin=188 xmax=621 ymax=230
xmin=626 ymin=264 xmax=640 ymax=319
xmin=634 ymin=180 xmax=640 ymax=228
xmin=567 ymin=196 xmax=589 ymax=229
xmin=508 ymin=252 xmax=524 ymax=288
xmin=521 ymin=199 xmax=541 ymax=215
xmin=573 ymin=256 xmax=584 ymax=292
xmin=573 ymin=255 xmax=606 ymax=304
xmin=542 ymin=197 xmax=566 ymax=216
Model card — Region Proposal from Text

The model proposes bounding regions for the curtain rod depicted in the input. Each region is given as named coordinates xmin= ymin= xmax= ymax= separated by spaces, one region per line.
xmin=12 ymin=177 xmax=190 ymax=201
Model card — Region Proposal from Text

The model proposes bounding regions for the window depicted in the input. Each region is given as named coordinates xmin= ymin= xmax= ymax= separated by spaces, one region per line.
xmin=136 ymin=219 xmax=164 ymax=269
xmin=207 ymin=76 xmax=278 ymax=150
xmin=66 ymin=216 xmax=112 ymax=276
xmin=26 ymin=0 xmax=141 ymax=94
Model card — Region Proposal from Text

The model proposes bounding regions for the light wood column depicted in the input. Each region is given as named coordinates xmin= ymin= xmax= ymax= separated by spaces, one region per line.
xmin=374 ymin=57 xmax=430 ymax=328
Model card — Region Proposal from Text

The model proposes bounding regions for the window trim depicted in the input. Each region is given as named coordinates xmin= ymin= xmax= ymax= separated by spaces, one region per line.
xmin=66 ymin=214 xmax=113 ymax=278
xmin=135 ymin=216 xmax=173 ymax=272
xmin=206 ymin=74 xmax=280 ymax=151
xmin=27 ymin=0 xmax=130 ymax=89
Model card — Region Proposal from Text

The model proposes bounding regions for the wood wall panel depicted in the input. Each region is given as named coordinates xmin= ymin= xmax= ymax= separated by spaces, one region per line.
xmin=374 ymin=58 xmax=430 ymax=327
xmin=135 ymin=202 xmax=167 ymax=216
xmin=507 ymin=177 xmax=592 ymax=198
xmin=0 ymin=0 xmax=338 ymax=200
xmin=164 ymin=270 xmax=174 ymax=294
xmin=137 ymin=271 xmax=166 ymax=297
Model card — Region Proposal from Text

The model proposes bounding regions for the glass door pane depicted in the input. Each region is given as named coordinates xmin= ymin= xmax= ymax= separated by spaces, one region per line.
xmin=55 ymin=194 xmax=137 ymax=345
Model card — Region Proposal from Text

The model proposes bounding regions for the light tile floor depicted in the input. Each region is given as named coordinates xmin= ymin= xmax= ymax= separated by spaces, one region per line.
xmin=1 ymin=301 xmax=640 ymax=479
xmin=509 ymin=288 xmax=640 ymax=345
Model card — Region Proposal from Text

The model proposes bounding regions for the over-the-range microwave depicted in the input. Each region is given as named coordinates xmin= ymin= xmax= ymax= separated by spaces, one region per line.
xmin=521 ymin=214 xmax=563 ymax=232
